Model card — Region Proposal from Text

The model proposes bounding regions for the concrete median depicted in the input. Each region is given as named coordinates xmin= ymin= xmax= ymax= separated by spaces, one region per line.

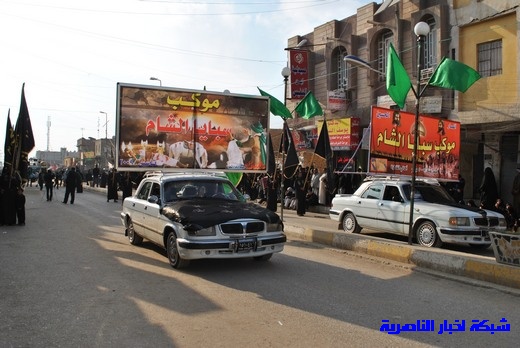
xmin=283 ymin=221 xmax=520 ymax=290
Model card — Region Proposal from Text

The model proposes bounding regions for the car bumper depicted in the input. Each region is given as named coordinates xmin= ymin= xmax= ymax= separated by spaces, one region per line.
xmin=177 ymin=234 xmax=287 ymax=260
xmin=438 ymin=228 xmax=502 ymax=244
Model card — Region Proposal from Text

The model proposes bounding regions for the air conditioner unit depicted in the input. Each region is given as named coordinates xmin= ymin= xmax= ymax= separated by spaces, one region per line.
xmin=420 ymin=67 xmax=434 ymax=84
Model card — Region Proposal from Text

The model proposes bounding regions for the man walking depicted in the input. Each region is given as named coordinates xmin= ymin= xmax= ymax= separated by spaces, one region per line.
xmin=44 ymin=168 xmax=55 ymax=201
xmin=63 ymin=167 xmax=79 ymax=204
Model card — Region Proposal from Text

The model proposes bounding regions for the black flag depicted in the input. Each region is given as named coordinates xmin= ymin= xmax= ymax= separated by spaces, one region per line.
xmin=4 ymin=110 xmax=16 ymax=171
xmin=267 ymin=133 xmax=276 ymax=176
xmin=14 ymin=84 xmax=35 ymax=180
xmin=280 ymin=122 xmax=299 ymax=178
xmin=314 ymin=120 xmax=335 ymax=193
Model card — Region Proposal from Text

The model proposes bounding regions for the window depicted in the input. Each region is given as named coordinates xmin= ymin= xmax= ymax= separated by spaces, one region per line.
xmin=361 ymin=183 xmax=383 ymax=200
xmin=478 ymin=40 xmax=502 ymax=77
xmin=150 ymin=183 xmax=161 ymax=200
xmin=332 ymin=47 xmax=348 ymax=90
xmin=136 ymin=181 xmax=152 ymax=200
xmin=383 ymin=185 xmax=401 ymax=202
xmin=423 ymin=17 xmax=437 ymax=69
xmin=377 ymin=31 xmax=393 ymax=81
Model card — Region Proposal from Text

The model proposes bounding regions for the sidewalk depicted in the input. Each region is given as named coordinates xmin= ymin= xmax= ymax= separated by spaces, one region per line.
xmin=84 ymin=185 xmax=520 ymax=290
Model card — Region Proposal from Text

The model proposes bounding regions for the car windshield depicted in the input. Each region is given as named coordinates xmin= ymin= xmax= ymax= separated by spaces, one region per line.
xmin=401 ymin=183 xmax=455 ymax=204
xmin=163 ymin=179 xmax=244 ymax=203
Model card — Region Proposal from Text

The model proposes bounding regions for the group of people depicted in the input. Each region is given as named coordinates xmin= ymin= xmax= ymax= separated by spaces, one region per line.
xmin=30 ymin=165 xmax=137 ymax=205
xmin=240 ymin=165 xmax=365 ymax=217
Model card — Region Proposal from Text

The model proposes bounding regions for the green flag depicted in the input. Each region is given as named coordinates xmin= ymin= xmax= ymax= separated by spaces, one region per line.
xmin=428 ymin=57 xmax=481 ymax=92
xmin=295 ymin=91 xmax=323 ymax=119
xmin=386 ymin=43 xmax=411 ymax=109
xmin=257 ymin=87 xmax=292 ymax=120
xmin=225 ymin=172 xmax=243 ymax=187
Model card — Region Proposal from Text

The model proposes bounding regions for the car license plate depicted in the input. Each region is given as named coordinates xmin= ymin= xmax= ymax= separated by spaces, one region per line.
xmin=236 ymin=238 xmax=256 ymax=252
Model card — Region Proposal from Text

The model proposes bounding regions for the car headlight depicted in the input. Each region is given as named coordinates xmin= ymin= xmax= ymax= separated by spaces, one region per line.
xmin=185 ymin=225 xmax=216 ymax=236
xmin=266 ymin=221 xmax=283 ymax=232
xmin=498 ymin=218 xmax=507 ymax=227
xmin=449 ymin=217 xmax=470 ymax=226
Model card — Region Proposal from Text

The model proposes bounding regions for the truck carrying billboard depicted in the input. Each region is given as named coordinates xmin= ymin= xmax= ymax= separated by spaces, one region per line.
xmin=116 ymin=83 xmax=270 ymax=173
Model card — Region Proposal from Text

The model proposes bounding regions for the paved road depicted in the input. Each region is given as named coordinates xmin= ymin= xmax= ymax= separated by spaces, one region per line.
xmin=1 ymin=187 xmax=519 ymax=347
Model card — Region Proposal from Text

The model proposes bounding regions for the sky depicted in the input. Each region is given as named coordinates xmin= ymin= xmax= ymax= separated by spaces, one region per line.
xmin=0 ymin=0 xmax=372 ymax=160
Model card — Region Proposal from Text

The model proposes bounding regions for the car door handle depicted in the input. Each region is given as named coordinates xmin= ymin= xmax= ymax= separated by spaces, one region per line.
xmin=144 ymin=206 xmax=148 ymax=210
xmin=378 ymin=202 xmax=383 ymax=206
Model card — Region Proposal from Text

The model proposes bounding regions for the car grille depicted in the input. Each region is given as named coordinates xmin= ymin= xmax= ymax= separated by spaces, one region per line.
xmin=220 ymin=221 xmax=265 ymax=234
xmin=474 ymin=217 xmax=500 ymax=227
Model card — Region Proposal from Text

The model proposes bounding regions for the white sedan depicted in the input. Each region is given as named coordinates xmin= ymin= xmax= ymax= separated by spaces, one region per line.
xmin=329 ymin=178 xmax=507 ymax=248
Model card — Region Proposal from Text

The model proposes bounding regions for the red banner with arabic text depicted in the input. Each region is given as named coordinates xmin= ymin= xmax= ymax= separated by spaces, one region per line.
xmin=289 ymin=49 xmax=309 ymax=100
xmin=370 ymin=106 xmax=460 ymax=180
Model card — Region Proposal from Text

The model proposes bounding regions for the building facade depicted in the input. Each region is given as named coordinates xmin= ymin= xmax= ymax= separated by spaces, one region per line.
xmin=286 ymin=0 xmax=520 ymax=203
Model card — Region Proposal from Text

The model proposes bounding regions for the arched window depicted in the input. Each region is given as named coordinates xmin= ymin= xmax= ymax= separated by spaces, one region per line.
xmin=423 ymin=16 xmax=437 ymax=69
xmin=332 ymin=46 xmax=347 ymax=90
xmin=377 ymin=30 xmax=393 ymax=81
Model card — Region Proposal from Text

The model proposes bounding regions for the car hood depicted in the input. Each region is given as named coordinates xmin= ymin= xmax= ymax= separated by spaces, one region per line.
xmin=416 ymin=201 xmax=504 ymax=218
xmin=161 ymin=198 xmax=281 ymax=229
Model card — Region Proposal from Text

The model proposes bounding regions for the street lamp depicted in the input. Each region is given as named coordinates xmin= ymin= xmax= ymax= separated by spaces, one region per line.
xmin=150 ymin=76 xmax=162 ymax=86
xmin=99 ymin=111 xmax=108 ymax=139
xmin=280 ymin=66 xmax=291 ymax=221
xmin=344 ymin=55 xmax=383 ymax=76
xmin=99 ymin=111 xmax=108 ymax=168
xmin=407 ymin=21 xmax=430 ymax=245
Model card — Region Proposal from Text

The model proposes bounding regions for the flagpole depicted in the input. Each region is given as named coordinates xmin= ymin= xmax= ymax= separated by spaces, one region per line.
xmin=280 ymin=67 xmax=291 ymax=221
xmin=408 ymin=22 xmax=430 ymax=245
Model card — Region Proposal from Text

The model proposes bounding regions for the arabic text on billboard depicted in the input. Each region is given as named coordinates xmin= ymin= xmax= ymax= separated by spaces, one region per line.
xmin=117 ymin=84 xmax=269 ymax=173
xmin=370 ymin=106 xmax=460 ymax=180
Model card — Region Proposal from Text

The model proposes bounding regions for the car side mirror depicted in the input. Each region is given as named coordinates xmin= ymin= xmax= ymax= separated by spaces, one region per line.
xmin=148 ymin=195 xmax=160 ymax=205
xmin=392 ymin=195 xmax=403 ymax=203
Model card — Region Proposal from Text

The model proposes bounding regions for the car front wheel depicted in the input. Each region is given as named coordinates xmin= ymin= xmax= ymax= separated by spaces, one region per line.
xmin=166 ymin=232 xmax=190 ymax=269
xmin=342 ymin=212 xmax=361 ymax=233
xmin=416 ymin=221 xmax=442 ymax=247
xmin=127 ymin=218 xmax=143 ymax=246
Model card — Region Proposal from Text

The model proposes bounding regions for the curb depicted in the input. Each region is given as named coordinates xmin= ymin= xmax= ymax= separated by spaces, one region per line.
xmin=283 ymin=223 xmax=520 ymax=290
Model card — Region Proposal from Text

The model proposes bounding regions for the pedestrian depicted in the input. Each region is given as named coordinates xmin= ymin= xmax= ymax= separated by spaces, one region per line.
xmin=318 ymin=172 xmax=327 ymax=205
xmin=478 ymin=167 xmax=498 ymax=210
xmin=0 ymin=172 xmax=17 ymax=226
xmin=15 ymin=187 xmax=26 ymax=226
xmin=92 ymin=164 xmax=100 ymax=187
xmin=107 ymin=168 xmax=119 ymax=202
xmin=511 ymin=167 xmax=520 ymax=217
xmin=44 ymin=168 xmax=55 ymax=201
xmin=266 ymin=174 xmax=278 ymax=212
xmin=63 ymin=167 xmax=78 ymax=204
xmin=504 ymin=202 xmax=517 ymax=231
xmin=311 ymin=168 xmax=320 ymax=196
xmin=121 ymin=172 xmax=133 ymax=203
xmin=54 ymin=169 xmax=62 ymax=189
xmin=294 ymin=170 xmax=306 ymax=216
xmin=76 ymin=167 xmax=84 ymax=193
xmin=38 ymin=170 xmax=44 ymax=191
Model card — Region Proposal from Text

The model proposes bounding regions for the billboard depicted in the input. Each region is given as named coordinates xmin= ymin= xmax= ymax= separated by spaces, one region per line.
xmin=370 ymin=106 xmax=460 ymax=180
xmin=116 ymin=83 xmax=270 ymax=173
xmin=289 ymin=49 xmax=309 ymax=99
xmin=316 ymin=118 xmax=360 ymax=151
